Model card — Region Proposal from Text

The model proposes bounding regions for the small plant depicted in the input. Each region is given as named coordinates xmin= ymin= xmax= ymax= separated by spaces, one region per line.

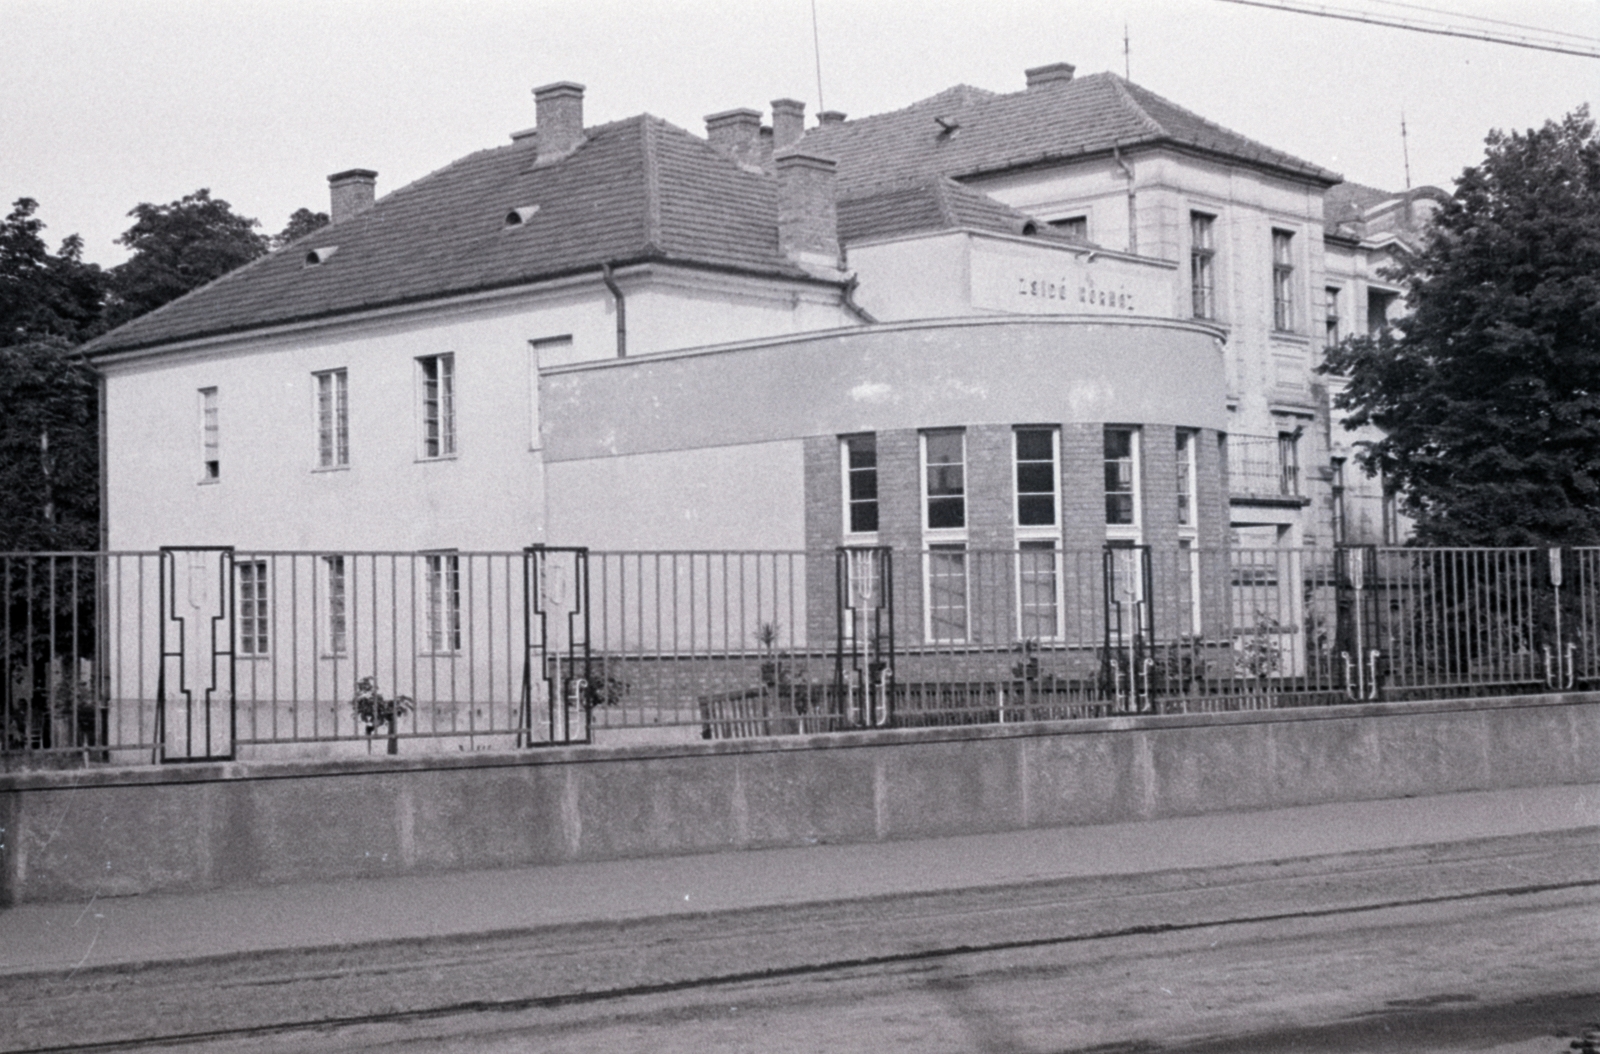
xmin=754 ymin=621 xmax=811 ymax=713
xmin=1011 ymin=638 xmax=1041 ymax=681
xmin=352 ymin=676 xmax=413 ymax=755
xmin=1234 ymin=611 xmax=1284 ymax=680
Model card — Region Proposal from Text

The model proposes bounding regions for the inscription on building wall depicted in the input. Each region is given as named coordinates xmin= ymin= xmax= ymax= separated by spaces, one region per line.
xmin=969 ymin=250 xmax=1171 ymax=318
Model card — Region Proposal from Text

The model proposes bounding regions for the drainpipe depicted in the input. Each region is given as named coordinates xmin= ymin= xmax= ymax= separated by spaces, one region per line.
xmin=841 ymin=274 xmax=877 ymax=324
xmin=1113 ymin=143 xmax=1137 ymax=255
xmin=601 ymin=263 xmax=626 ymax=358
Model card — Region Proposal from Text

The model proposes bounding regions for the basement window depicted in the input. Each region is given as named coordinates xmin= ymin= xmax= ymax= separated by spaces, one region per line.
xmin=304 ymin=246 xmax=339 ymax=266
xmin=504 ymin=205 xmax=540 ymax=227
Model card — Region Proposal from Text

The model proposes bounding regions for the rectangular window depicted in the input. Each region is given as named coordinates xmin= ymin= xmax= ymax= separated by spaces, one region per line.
xmin=926 ymin=544 xmax=968 ymax=642
xmin=842 ymin=434 xmax=878 ymax=535
xmin=424 ymin=553 xmax=461 ymax=653
xmin=1325 ymin=287 xmax=1341 ymax=345
xmin=1190 ymin=213 xmax=1215 ymax=320
xmin=324 ymin=555 xmax=347 ymax=655
xmin=315 ymin=369 xmax=349 ymax=468
xmin=419 ymin=354 xmax=456 ymax=458
xmin=1382 ymin=487 xmax=1400 ymax=545
xmin=237 ymin=560 xmax=268 ymax=655
xmin=1330 ymin=458 xmax=1347 ymax=545
xmin=923 ymin=429 xmax=966 ymax=530
xmin=1272 ymin=230 xmax=1295 ymax=331
xmin=1176 ymin=430 xmax=1197 ymax=528
xmin=1104 ymin=428 xmax=1139 ymax=528
xmin=1050 ymin=215 xmax=1088 ymax=240
xmin=1014 ymin=428 xmax=1057 ymax=528
xmin=1278 ymin=432 xmax=1300 ymax=496
xmin=200 ymin=387 xmax=219 ymax=481
xmin=1018 ymin=541 xmax=1059 ymax=640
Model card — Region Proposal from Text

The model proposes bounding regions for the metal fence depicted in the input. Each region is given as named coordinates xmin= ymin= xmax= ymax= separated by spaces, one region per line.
xmin=3 ymin=545 xmax=1593 ymax=767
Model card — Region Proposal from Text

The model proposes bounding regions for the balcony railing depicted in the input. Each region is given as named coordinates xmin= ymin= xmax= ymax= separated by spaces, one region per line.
xmin=1229 ymin=432 xmax=1300 ymax=500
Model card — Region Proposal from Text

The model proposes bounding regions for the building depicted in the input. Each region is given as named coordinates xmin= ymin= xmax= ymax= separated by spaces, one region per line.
xmin=80 ymin=65 xmax=1445 ymax=752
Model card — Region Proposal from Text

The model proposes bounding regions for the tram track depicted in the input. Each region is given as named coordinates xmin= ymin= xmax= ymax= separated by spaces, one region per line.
xmin=6 ymin=829 xmax=1599 ymax=1053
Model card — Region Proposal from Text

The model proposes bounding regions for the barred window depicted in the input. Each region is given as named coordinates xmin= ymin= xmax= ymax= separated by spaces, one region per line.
xmin=926 ymin=544 xmax=968 ymax=642
xmin=1018 ymin=541 xmax=1059 ymax=639
xmin=324 ymin=555 xmax=347 ymax=655
xmin=237 ymin=560 xmax=268 ymax=655
xmin=425 ymin=552 xmax=461 ymax=653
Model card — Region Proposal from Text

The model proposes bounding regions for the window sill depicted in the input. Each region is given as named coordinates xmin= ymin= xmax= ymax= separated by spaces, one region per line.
xmin=312 ymin=464 xmax=351 ymax=474
xmin=198 ymin=478 xmax=221 ymax=486
xmin=415 ymin=454 xmax=459 ymax=464
xmin=1270 ymin=331 xmax=1310 ymax=346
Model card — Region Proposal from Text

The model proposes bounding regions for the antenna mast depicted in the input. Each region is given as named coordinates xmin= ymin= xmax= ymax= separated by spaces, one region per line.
xmin=1124 ymin=23 xmax=1131 ymax=78
xmin=812 ymin=0 xmax=826 ymax=113
xmin=1401 ymin=109 xmax=1412 ymax=190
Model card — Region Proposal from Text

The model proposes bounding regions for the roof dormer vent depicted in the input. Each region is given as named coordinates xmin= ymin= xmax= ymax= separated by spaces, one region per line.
xmin=304 ymin=246 xmax=339 ymax=266
xmin=505 ymin=205 xmax=540 ymax=227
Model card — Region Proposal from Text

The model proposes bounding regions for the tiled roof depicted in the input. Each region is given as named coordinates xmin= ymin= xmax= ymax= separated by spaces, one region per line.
xmin=87 ymin=117 xmax=811 ymax=356
xmin=838 ymin=177 xmax=1087 ymax=244
xmin=801 ymin=72 xmax=1341 ymax=192
xmin=1325 ymin=180 xmax=1399 ymax=232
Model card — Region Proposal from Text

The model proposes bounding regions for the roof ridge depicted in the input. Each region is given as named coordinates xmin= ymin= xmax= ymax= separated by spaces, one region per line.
xmin=640 ymin=115 xmax=665 ymax=253
xmin=1105 ymin=75 xmax=1166 ymax=138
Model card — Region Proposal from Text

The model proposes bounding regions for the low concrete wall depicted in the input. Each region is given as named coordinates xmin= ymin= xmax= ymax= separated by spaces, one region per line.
xmin=3 ymin=693 xmax=1597 ymax=906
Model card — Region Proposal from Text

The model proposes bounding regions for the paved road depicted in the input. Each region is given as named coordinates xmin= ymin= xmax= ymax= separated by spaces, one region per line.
xmin=8 ymin=827 xmax=1598 ymax=1053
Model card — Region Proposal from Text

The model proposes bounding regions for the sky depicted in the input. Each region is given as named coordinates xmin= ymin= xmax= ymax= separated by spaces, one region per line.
xmin=4 ymin=0 xmax=1596 ymax=268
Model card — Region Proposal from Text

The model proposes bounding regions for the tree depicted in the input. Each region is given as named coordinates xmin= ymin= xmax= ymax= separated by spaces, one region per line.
xmin=273 ymin=207 xmax=330 ymax=249
xmin=0 ymin=198 xmax=107 ymax=346
xmin=1323 ymin=107 xmax=1600 ymax=546
xmin=0 ymin=337 xmax=99 ymax=551
xmin=104 ymin=188 xmax=268 ymax=328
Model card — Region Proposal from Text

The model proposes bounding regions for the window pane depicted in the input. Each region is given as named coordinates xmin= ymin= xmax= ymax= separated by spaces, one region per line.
xmin=1015 ymin=429 xmax=1053 ymax=461
xmin=927 ymin=547 xmax=968 ymax=641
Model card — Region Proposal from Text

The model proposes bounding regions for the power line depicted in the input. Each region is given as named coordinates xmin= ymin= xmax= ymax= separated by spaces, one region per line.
xmin=1363 ymin=0 xmax=1600 ymax=43
xmin=1213 ymin=0 xmax=1600 ymax=59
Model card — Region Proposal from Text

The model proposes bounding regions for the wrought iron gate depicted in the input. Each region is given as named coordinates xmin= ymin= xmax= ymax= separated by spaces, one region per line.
xmin=836 ymin=546 xmax=895 ymax=728
xmin=521 ymin=546 xmax=592 ymax=746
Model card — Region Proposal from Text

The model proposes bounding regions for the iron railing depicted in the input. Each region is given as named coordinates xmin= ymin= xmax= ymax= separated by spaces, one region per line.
xmin=3 ymin=545 xmax=1594 ymax=766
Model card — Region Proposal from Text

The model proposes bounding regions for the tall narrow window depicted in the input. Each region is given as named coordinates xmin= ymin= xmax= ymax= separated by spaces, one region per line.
xmin=1382 ymin=487 xmax=1400 ymax=545
xmin=200 ymin=387 xmax=219 ymax=481
xmin=1018 ymin=540 xmax=1059 ymax=639
xmin=1330 ymin=459 xmax=1347 ymax=545
xmin=237 ymin=560 xmax=268 ymax=655
xmin=1104 ymin=428 xmax=1139 ymax=529
xmin=926 ymin=544 xmax=968 ymax=642
xmin=842 ymin=434 xmax=878 ymax=535
xmin=1014 ymin=428 xmax=1058 ymax=527
xmin=315 ymin=369 xmax=349 ymax=468
xmin=424 ymin=552 xmax=461 ymax=653
xmin=1278 ymin=432 xmax=1301 ymax=496
xmin=419 ymin=354 xmax=456 ymax=458
xmin=1190 ymin=213 xmax=1215 ymax=319
xmin=923 ymin=430 xmax=965 ymax=530
xmin=1175 ymin=430 xmax=1197 ymax=529
xmin=1272 ymin=230 xmax=1295 ymax=331
xmin=324 ymin=555 xmax=347 ymax=655
xmin=1325 ymin=286 xmax=1341 ymax=345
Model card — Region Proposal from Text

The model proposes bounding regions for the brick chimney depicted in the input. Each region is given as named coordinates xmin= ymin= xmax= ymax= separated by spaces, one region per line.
xmin=1025 ymin=62 xmax=1076 ymax=89
xmin=775 ymin=150 xmax=839 ymax=271
xmin=327 ymin=169 xmax=377 ymax=224
xmin=705 ymin=108 xmax=763 ymax=167
xmin=771 ymin=98 xmax=806 ymax=151
xmin=817 ymin=110 xmax=847 ymax=126
xmin=534 ymin=81 xmax=585 ymax=163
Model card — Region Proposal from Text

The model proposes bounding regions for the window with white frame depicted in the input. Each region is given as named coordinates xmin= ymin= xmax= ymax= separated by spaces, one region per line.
xmin=418 ymin=354 xmax=456 ymax=458
xmin=923 ymin=429 xmax=965 ymax=530
xmin=1104 ymin=427 xmax=1141 ymax=539
xmin=314 ymin=369 xmax=349 ymax=468
xmin=841 ymin=434 xmax=878 ymax=536
xmin=1278 ymin=431 xmax=1301 ymax=497
xmin=926 ymin=544 xmax=969 ymax=642
xmin=1014 ymin=428 xmax=1058 ymax=529
xmin=237 ymin=560 xmax=268 ymax=655
xmin=424 ymin=552 xmax=461 ymax=653
xmin=1272 ymin=230 xmax=1296 ymax=331
xmin=324 ymin=555 xmax=347 ymax=656
xmin=199 ymin=387 xmax=219 ymax=481
xmin=1018 ymin=541 xmax=1060 ymax=640
xmin=1190 ymin=213 xmax=1215 ymax=320
xmin=1175 ymin=430 xmax=1197 ymax=531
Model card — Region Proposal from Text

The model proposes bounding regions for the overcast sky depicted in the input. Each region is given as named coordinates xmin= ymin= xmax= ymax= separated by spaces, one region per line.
xmin=4 ymin=0 xmax=1595 ymax=268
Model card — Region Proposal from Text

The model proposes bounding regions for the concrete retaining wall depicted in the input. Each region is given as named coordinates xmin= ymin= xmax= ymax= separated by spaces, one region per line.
xmin=4 ymin=692 xmax=1597 ymax=906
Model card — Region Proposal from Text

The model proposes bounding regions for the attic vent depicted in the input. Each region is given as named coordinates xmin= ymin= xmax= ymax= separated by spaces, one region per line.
xmin=934 ymin=116 xmax=959 ymax=137
xmin=1021 ymin=221 xmax=1038 ymax=236
xmin=505 ymin=205 xmax=540 ymax=227
xmin=304 ymin=246 xmax=339 ymax=266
